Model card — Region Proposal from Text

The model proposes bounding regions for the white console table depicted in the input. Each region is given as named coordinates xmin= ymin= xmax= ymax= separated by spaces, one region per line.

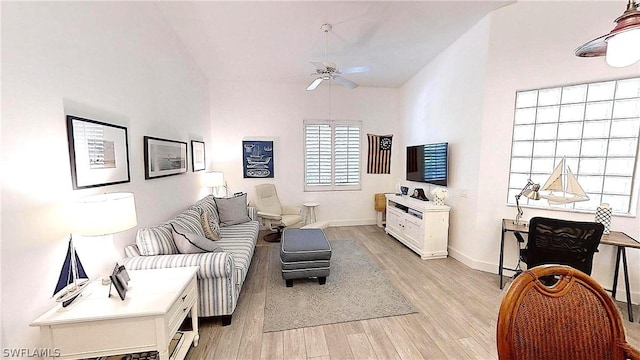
xmin=31 ymin=267 xmax=199 ymax=360
xmin=385 ymin=194 xmax=450 ymax=259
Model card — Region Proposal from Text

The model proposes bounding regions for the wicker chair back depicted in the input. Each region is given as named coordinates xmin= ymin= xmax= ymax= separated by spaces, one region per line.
xmin=497 ymin=264 xmax=639 ymax=360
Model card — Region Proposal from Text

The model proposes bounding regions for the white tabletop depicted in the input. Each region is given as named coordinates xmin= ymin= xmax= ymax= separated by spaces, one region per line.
xmin=31 ymin=267 xmax=199 ymax=326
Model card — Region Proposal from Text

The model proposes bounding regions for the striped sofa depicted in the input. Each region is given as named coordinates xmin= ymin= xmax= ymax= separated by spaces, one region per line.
xmin=123 ymin=195 xmax=259 ymax=325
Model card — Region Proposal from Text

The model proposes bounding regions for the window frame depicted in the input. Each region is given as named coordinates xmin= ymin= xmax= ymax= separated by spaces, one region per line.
xmin=304 ymin=119 xmax=362 ymax=192
xmin=507 ymin=77 xmax=640 ymax=216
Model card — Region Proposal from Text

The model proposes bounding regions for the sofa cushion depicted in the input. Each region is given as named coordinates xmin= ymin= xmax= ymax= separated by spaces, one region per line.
xmin=170 ymin=208 xmax=206 ymax=237
xmin=170 ymin=223 xmax=222 ymax=254
xmin=191 ymin=195 xmax=218 ymax=216
xmin=217 ymin=220 xmax=260 ymax=285
xmin=136 ymin=225 xmax=178 ymax=256
xmin=201 ymin=210 xmax=221 ymax=240
xmin=215 ymin=194 xmax=251 ymax=226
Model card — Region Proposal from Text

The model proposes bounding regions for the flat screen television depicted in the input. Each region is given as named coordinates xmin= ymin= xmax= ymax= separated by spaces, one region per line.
xmin=406 ymin=142 xmax=448 ymax=186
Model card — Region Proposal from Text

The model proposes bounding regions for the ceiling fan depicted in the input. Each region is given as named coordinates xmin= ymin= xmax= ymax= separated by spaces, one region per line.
xmin=306 ymin=23 xmax=371 ymax=91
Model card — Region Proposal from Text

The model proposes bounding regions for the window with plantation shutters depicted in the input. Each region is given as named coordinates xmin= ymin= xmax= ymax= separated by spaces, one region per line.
xmin=304 ymin=119 xmax=361 ymax=191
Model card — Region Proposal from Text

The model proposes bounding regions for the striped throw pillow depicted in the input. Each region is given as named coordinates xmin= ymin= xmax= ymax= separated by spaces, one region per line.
xmin=135 ymin=225 xmax=178 ymax=256
xmin=170 ymin=208 xmax=206 ymax=237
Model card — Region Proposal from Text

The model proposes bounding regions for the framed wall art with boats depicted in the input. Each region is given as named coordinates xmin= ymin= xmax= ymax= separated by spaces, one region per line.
xmin=144 ymin=136 xmax=187 ymax=179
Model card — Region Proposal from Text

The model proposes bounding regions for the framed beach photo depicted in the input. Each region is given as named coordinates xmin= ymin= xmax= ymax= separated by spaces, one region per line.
xmin=191 ymin=140 xmax=205 ymax=172
xmin=144 ymin=136 xmax=188 ymax=179
xmin=66 ymin=115 xmax=131 ymax=190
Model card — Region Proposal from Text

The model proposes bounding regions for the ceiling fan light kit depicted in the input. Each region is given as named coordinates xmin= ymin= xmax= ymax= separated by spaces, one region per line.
xmin=575 ymin=0 xmax=640 ymax=67
xmin=306 ymin=23 xmax=371 ymax=91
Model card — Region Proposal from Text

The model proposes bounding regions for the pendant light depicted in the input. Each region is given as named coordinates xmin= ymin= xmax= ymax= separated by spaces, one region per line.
xmin=575 ymin=0 xmax=640 ymax=68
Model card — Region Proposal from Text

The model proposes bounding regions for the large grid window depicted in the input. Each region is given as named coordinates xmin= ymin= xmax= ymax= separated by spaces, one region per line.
xmin=507 ymin=77 xmax=640 ymax=215
xmin=304 ymin=119 xmax=361 ymax=191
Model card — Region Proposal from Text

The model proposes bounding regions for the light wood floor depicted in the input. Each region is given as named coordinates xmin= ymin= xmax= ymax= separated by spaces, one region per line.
xmin=185 ymin=225 xmax=640 ymax=359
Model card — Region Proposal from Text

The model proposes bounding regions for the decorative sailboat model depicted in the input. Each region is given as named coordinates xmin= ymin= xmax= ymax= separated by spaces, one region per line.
xmin=540 ymin=158 xmax=589 ymax=204
xmin=53 ymin=235 xmax=90 ymax=307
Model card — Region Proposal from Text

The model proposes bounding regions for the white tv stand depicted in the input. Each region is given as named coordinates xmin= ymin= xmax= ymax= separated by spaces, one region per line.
xmin=385 ymin=194 xmax=450 ymax=259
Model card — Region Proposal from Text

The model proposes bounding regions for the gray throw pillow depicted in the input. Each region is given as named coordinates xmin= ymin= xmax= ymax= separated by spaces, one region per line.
xmin=170 ymin=223 xmax=222 ymax=254
xmin=215 ymin=194 xmax=251 ymax=226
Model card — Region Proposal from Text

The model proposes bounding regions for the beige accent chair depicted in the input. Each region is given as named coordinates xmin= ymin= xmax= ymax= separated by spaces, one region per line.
xmin=254 ymin=184 xmax=303 ymax=242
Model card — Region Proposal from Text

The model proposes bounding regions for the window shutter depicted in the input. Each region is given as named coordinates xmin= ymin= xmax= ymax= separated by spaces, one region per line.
xmin=334 ymin=124 xmax=360 ymax=186
xmin=305 ymin=123 xmax=332 ymax=186
xmin=304 ymin=120 xmax=361 ymax=191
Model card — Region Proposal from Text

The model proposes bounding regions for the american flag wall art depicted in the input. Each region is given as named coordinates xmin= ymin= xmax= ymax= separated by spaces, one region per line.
xmin=367 ymin=134 xmax=392 ymax=174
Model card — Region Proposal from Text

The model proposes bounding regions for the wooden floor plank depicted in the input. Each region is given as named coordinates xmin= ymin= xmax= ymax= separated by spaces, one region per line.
xmin=347 ymin=333 xmax=377 ymax=360
xmin=361 ymin=318 xmax=402 ymax=360
xmin=260 ymin=331 xmax=284 ymax=360
xmin=303 ymin=326 xmax=329 ymax=358
xmin=323 ymin=322 xmax=355 ymax=360
xmin=235 ymin=291 xmax=266 ymax=360
xmin=283 ymin=328 xmax=306 ymax=359
xmin=395 ymin=314 xmax=447 ymax=359
xmin=376 ymin=316 xmax=424 ymax=360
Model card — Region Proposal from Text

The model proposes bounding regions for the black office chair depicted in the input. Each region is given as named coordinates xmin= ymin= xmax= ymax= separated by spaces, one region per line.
xmin=519 ymin=217 xmax=604 ymax=275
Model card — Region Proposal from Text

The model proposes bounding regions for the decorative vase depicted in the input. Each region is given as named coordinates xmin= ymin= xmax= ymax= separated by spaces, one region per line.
xmin=595 ymin=203 xmax=612 ymax=234
xmin=433 ymin=196 xmax=445 ymax=206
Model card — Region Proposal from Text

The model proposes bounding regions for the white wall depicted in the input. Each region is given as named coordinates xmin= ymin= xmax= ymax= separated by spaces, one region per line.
xmin=399 ymin=15 xmax=491 ymax=267
xmin=209 ymin=81 xmax=400 ymax=225
xmin=1 ymin=2 xmax=210 ymax=349
xmin=400 ymin=1 xmax=640 ymax=302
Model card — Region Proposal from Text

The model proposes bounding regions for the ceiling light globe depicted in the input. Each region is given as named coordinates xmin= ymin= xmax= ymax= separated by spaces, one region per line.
xmin=605 ymin=28 xmax=640 ymax=67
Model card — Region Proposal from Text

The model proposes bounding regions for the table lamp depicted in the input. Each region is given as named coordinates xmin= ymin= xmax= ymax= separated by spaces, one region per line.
xmin=203 ymin=171 xmax=227 ymax=197
xmin=514 ymin=179 xmax=540 ymax=226
xmin=53 ymin=192 xmax=137 ymax=307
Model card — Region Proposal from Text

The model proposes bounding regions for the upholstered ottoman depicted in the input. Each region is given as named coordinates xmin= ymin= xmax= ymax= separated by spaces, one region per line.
xmin=280 ymin=228 xmax=331 ymax=287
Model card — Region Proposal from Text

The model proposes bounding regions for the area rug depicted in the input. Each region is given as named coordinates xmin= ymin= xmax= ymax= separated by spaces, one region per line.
xmin=263 ymin=239 xmax=416 ymax=332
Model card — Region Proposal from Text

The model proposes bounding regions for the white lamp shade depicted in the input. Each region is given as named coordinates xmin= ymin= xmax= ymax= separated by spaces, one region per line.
xmin=606 ymin=28 xmax=640 ymax=67
xmin=203 ymin=171 xmax=225 ymax=188
xmin=74 ymin=192 xmax=137 ymax=236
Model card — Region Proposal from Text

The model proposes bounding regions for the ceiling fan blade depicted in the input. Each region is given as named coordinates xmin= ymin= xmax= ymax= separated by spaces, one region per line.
xmin=306 ymin=78 xmax=324 ymax=91
xmin=334 ymin=76 xmax=358 ymax=89
xmin=340 ymin=65 xmax=371 ymax=74
xmin=311 ymin=61 xmax=326 ymax=71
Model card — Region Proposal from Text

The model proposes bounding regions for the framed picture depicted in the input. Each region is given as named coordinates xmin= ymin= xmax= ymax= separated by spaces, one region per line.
xmin=116 ymin=264 xmax=130 ymax=284
xmin=191 ymin=140 xmax=206 ymax=172
xmin=108 ymin=263 xmax=128 ymax=300
xmin=144 ymin=136 xmax=188 ymax=179
xmin=243 ymin=140 xmax=274 ymax=178
xmin=109 ymin=273 xmax=127 ymax=301
xmin=66 ymin=115 xmax=131 ymax=190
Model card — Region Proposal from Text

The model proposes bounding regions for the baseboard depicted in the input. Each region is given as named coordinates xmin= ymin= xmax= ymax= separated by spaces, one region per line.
xmin=259 ymin=219 xmax=376 ymax=231
xmin=328 ymin=219 xmax=377 ymax=227
xmin=447 ymin=246 xmax=497 ymax=274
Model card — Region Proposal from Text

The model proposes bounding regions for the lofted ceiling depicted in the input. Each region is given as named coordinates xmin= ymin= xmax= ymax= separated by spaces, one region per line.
xmin=157 ymin=1 xmax=513 ymax=89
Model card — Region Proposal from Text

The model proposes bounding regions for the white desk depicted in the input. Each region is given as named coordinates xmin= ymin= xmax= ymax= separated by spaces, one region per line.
xmin=31 ymin=267 xmax=199 ymax=359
